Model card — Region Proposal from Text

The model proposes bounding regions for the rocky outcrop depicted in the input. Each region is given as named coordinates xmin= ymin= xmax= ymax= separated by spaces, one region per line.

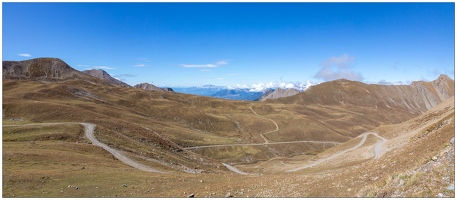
xmin=162 ymin=87 xmax=175 ymax=92
xmin=259 ymin=88 xmax=300 ymax=101
xmin=2 ymin=58 xmax=132 ymax=88
xmin=82 ymin=69 xmax=131 ymax=88
xmin=134 ymin=83 xmax=174 ymax=92
xmin=134 ymin=82 xmax=162 ymax=91
xmin=3 ymin=58 xmax=83 ymax=80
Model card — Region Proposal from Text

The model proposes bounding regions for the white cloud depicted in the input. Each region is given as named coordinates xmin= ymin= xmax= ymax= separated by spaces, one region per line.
xmin=93 ymin=66 xmax=116 ymax=70
xmin=314 ymin=53 xmax=363 ymax=81
xmin=181 ymin=64 xmax=217 ymax=68
xmin=117 ymin=74 xmax=136 ymax=77
xmin=133 ymin=64 xmax=146 ymax=67
xmin=324 ymin=53 xmax=354 ymax=69
xmin=215 ymin=60 xmax=228 ymax=65
xmin=181 ymin=60 xmax=228 ymax=68
xmin=77 ymin=64 xmax=89 ymax=67
xmin=18 ymin=53 xmax=31 ymax=57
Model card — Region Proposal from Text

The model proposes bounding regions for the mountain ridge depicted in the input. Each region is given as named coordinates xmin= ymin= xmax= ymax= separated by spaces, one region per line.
xmin=259 ymin=87 xmax=300 ymax=101
xmin=3 ymin=58 xmax=84 ymax=80
xmin=270 ymin=75 xmax=454 ymax=115
xmin=82 ymin=69 xmax=131 ymax=88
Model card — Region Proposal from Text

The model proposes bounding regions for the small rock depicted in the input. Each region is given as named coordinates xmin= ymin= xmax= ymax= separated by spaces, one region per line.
xmin=438 ymin=193 xmax=444 ymax=198
xmin=187 ymin=193 xmax=194 ymax=198
xmin=347 ymin=188 xmax=352 ymax=192
xmin=450 ymin=137 xmax=454 ymax=144
xmin=432 ymin=156 xmax=438 ymax=161
xmin=75 ymin=187 xmax=79 ymax=190
xmin=200 ymin=180 xmax=204 ymax=183
xmin=122 ymin=184 xmax=127 ymax=187
xmin=225 ymin=192 xmax=232 ymax=198
xmin=68 ymin=185 xmax=72 ymax=188
xmin=447 ymin=184 xmax=454 ymax=191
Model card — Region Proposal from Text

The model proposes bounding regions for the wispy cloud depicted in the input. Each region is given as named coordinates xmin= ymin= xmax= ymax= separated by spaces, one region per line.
xmin=18 ymin=53 xmax=31 ymax=57
xmin=180 ymin=60 xmax=228 ymax=68
xmin=314 ymin=53 xmax=363 ymax=81
xmin=133 ymin=64 xmax=146 ymax=67
xmin=378 ymin=79 xmax=392 ymax=85
xmin=77 ymin=64 xmax=89 ymax=67
xmin=93 ymin=66 xmax=116 ymax=70
xmin=137 ymin=57 xmax=150 ymax=62
xmin=116 ymin=74 xmax=136 ymax=78
xmin=200 ymin=69 xmax=211 ymax=72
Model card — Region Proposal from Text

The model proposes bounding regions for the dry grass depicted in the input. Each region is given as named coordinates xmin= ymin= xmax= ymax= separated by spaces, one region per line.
xmin=2 ymin=78 xmax=454 ymax=197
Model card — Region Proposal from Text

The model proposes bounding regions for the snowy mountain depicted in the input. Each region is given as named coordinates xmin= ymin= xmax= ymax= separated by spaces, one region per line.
xmin=171 ymin=81 xmax=315 ymax=101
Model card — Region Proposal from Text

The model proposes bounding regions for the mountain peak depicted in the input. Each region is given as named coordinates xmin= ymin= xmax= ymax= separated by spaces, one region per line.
xmin=82 ymin=69 xmax=131 ymax=87
xmin=3 ymin=57 xmax=80 ymax=79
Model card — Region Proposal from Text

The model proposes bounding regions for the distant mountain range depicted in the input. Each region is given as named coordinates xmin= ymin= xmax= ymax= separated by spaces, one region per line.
xmin=172 ymin=81 xmax=313 ymax=101
xmin=172 ymin=86 xmax=265 ymax=101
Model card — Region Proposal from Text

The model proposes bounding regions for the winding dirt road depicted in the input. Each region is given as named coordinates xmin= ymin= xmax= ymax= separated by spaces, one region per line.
xmin=80 ymin=123 xmax=164 ymax=173
xmin=248 ymin=105 xmax=279 ymax=143
xmin=184 ymin=140 xmax=341 ymax=150
xmin=4 ymin=122 xmax=164 ymax=173
xmin=286 ymin=132 xmax=387 ymax=172
xmin=184 ymin=104 xmax=341 ymax=150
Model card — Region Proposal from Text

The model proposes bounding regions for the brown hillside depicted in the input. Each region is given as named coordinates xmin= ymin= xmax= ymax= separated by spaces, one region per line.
xmin=259 ymin=87 xmax=300 ymax=101
xmin=83 ymin=69 xmax=131 ymax=87
xmin=270 ymin=75 xmax=454 ymax=115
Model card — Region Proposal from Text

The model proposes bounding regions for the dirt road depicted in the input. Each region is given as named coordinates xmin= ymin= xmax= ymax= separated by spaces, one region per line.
xmin=4 ymin=122 xmax=164 ymax=173
xmin=80 ymin=123 xmax=165 ymax=173
xmin=222 ymin=163 xmax=250 ymax=175
xmin=184 ymin=105 xmax=341 ymax=150
xmin=184 ymin=140 xmax=341 ymax=150
xmin=249 ymin=105 xmax=279 ymax=143
xmin=286 ymin=132 xmax=386 ymax=172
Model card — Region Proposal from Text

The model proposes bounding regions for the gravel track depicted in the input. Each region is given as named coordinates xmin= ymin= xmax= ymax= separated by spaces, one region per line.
xmin=4 ymin=122 xmax=164 ymax=173
xmin=286 ymin=132 xmax=386 ymax=172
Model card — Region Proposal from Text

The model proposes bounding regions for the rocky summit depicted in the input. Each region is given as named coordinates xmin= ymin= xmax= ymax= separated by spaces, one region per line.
xmin=3 ymin=58 xmax=82 ymax=80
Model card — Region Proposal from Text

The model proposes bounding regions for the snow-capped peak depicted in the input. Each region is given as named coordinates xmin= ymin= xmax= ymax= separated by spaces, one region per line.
xmin=230 ymin=81 xmax=315 ymax=92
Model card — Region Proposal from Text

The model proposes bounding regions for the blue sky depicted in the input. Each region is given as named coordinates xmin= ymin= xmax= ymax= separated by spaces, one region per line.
xmin=2 ymin=2 xmax=455 ymax=87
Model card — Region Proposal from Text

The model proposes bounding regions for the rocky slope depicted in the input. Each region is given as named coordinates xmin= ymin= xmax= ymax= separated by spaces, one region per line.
xmin=3 ymin=58 xmax=84 ymax=80
xmin=259 ymin=88 xmax=300 ymax=101
xmin=3 ymin=58 xmax=131 ymax=88
xmin=270 ymin=74 xmax=454 ymax=115
xmin=83 ymin=69 xmax=131 ymax=87
xmin=134 ymin=82 xmax=174 ymax=92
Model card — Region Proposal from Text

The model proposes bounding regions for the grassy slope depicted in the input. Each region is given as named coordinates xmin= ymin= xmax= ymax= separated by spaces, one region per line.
xmin=3 ymin=79 xmax=377 ymax=165
xmin=3 ymin=79 xmax=453 ymax=197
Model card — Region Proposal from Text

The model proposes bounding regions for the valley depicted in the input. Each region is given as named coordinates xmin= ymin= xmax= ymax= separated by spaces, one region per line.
xmin=2 ymin=58 xmax=455 ymax=197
